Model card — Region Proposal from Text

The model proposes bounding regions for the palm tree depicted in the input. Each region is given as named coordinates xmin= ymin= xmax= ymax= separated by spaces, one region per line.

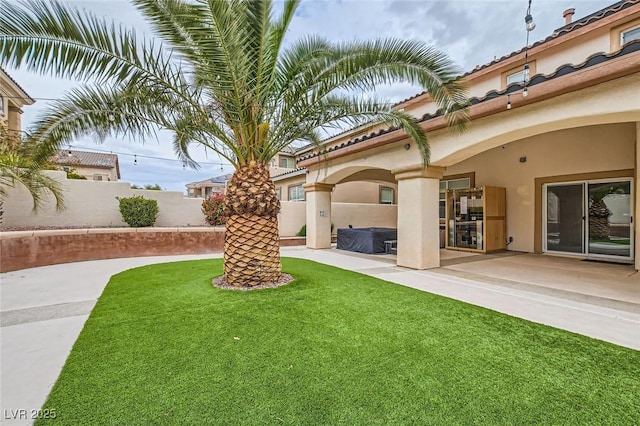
xmin=0 ymin=0 xmax=468 ymax=287
xmin=0 ymin=122 xmax=64 ymax=222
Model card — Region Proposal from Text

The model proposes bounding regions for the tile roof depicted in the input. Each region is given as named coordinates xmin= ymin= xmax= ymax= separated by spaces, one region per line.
xmin=51 ymin=150 xmax=119 ymax=169
xmin=299 ymin=40 xmax=640 ymax=163
xmin=393 ymin=0 xmax=639 ymax=107
xmin=272 ymin=167 xmax=307 ymax=181
xmin=0 ymin=65 xmax=35 ymax=104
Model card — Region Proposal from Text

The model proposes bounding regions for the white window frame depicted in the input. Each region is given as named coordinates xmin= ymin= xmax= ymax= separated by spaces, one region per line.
xmin=288 ymin=185 xmax=305 ymax=202
xmin=279 ymin=156 xmax=295 ymax=169
xmin=621 ymin=25 xmax=640 ymax=45
xmin=506 ymin=70 xmax=527 ymax=85
xmin=380 ymin=187 xmax=395 ymax=205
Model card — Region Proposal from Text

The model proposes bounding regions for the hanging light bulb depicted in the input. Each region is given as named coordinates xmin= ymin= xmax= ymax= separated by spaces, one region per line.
xmin=134 ymin=154 xmax=138 ymax=166
xmin=523 ymin=63 xmax=530 ymax=82
xmin=506 ymin=94 xmax=512 ymax=110
xmin=522 ymin=87 xmax=529 ymax=98
xmin=67 ymin=146 xmax=73 ymax=157
xmin=182 ymin=161 xmax=186 ymax=170
xmin=208 ymin=111 xmax=215 ymax=123
xmin=525 ymin=14 xmax=535 ymax=32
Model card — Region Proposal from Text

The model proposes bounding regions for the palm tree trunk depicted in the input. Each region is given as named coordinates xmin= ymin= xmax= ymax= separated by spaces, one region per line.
xmin=224 ymin=161 xmax=281 ymax=287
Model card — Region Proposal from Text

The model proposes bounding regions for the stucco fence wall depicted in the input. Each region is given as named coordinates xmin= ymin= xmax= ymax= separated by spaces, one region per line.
xmin=1 ymin=171 xmax=398 ymax=236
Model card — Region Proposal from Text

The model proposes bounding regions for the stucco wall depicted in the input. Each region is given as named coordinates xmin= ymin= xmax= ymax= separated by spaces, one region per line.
xmin=443 ymin=123 xmax=636 ymax=253
xmin=2 ymin=170 xmax=206 ymax=228
xmin=2 ymin=170 xmax=398 ymax=237
xmin=67 ymin=165 xmax=119 ymax=182
xmin=332 ymin=181 xmax=397 ymax=203
xmin=278 ymin=201 xmax=397 ymax=236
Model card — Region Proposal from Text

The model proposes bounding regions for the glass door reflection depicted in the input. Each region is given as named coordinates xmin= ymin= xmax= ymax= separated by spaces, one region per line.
xmin=546 ymin=184 xmax=584 ymax=254
xmin=587 ymin=180 xmax=632 ymax=258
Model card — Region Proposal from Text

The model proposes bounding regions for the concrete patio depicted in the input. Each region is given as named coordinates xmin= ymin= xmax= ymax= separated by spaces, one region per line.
xmin=1 ymin=247 xmax=639 ymax=425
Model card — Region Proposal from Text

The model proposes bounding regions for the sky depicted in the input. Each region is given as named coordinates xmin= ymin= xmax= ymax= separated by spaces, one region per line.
xmin=5 ymin=0 xmax=615 ymax=192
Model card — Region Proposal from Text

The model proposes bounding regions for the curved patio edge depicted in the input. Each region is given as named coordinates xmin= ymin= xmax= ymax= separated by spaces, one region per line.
xmin=0 ymin=228 xmax=305 ymax=272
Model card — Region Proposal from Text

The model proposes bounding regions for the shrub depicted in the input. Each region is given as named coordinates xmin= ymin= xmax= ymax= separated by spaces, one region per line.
xmin=65 ymin=168 xmax=87 ymax=180
xmin=116 ymin=195 xmax=159 ymax=227
xmin=202 ymin=193 xmax=226 ymax=226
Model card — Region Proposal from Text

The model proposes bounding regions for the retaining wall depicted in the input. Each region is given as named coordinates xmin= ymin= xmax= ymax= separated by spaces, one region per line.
xmin=0 ymin=228 xmax=305 ymax=272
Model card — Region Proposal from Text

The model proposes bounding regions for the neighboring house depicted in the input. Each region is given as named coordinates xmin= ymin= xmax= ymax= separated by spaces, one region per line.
xmin=0 ymin=66 xmax=34 ymax=133
xmin=185 ymin=173 xmax=233 ymax=198
xmin=187 ymin=150 xmax=302 ymax=198
xmin=50 ymin=150 xmax=121 ymax=181
xmin=292 ymin=0 xmax=640 ymax=271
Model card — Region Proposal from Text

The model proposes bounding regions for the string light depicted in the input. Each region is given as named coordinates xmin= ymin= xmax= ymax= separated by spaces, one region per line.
xmin=65 ymin=144 xmax=229 ymax=168
xmin=134 ymin=154 xmax=138 ymax=165
xmin=523 ymin=0 xmax=534 ymax=98
xmin=506 ymin=94 xmax=512 ymax=110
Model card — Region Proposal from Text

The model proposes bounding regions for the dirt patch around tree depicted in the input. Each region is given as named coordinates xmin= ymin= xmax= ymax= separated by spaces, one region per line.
xmin=212 ymin=273 xmax=295 ymax=291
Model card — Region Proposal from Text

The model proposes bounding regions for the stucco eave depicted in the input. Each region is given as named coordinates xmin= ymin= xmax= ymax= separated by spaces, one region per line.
xmin=298 ymin=50 xmax=640 ymax=169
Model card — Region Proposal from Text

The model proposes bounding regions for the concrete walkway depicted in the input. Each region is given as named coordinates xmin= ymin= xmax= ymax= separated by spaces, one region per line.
xmin=1 ymin=248 xmax=639 ymax=425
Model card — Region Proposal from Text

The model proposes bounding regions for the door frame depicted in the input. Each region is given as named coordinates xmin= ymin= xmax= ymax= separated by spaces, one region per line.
xmin=541 ymin=177 xmax=634 ymax=261
xmin=534 ymin=169 xmax=634 ymax=256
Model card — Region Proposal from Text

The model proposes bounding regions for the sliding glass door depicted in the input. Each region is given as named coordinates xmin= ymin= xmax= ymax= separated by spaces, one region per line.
xmin=546 ymin=184 xmax=584 ymax=254
xmin=544 ymin=179 xmax=633 ymax=260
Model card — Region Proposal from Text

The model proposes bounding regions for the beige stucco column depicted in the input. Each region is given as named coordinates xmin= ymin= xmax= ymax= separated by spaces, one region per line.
xmin=393 ymin=166 xmax=445 ymax=269
xmin=304 ymin=182 xmax=334 ymax=249
xmin=632 ymin=121 xmax=640 ymax=271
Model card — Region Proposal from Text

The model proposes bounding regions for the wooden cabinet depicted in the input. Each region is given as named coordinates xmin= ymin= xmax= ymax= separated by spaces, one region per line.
xmin=446 ymin=186 xmax=506 ymax=253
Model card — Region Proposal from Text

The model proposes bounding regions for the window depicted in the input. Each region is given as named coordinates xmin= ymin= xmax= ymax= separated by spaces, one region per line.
xmin=279 ymin=156 xmax=295 ymax=169
xmin=622 ymin=25 xmax=640 ymax=44
xmin=506 ymin=70 xmax=527 ymax=85
xmin=93 ymin=174 xmax=103 ymax=181
xmin=0 ymin=95 xmax=4 ymax=116
xmin=380 ymin=187 xmax=395 ymax=204
xmin=62 ymin=166 xmax=70 ymax=172
xmin=288 ymin=185 xmax=305 ymax=201
xmin=439 ymin=177 xmax=471 ymax=219
xmin=275 ymin=187 xmax=282 ymax=200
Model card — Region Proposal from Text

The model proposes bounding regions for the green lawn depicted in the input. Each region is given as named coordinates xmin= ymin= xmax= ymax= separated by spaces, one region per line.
xmin=40 ymin=258 xmax=639 ymax=425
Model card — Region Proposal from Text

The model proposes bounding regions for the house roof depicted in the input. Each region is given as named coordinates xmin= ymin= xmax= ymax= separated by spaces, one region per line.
xmin=0 ymin=65 xmax=35 ymax=105
xmin=272 ymin=167 xmax=307 ymax=181
xmin=298 ymin=40 xmax=640 ymax=164
xmin=393 ymin=0 xmax=639 ymax=107
xmin=51 ymin=150 xmax=121 ymax=178
xmin=185 ymin=173 xmax=234 ymax=188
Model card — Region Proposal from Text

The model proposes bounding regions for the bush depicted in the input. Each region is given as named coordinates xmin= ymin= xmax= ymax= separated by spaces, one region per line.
xmin=65 ymin=169 xmax=87 ymax=180
xmin=202 ymin=193 xmax=226 ymax=226
xmin=117 ymin=196 xmax=159 ymax=227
